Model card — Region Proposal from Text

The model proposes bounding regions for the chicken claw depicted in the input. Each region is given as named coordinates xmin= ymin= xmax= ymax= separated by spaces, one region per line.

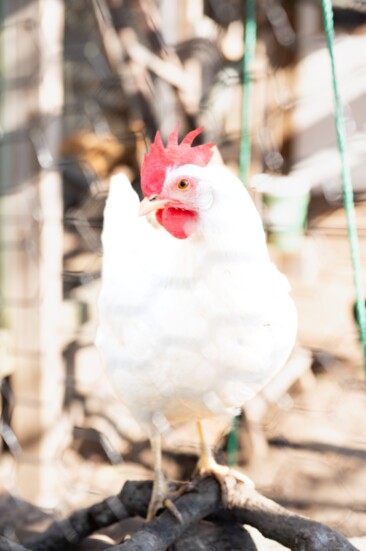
xmin=195 ymin=421 xmax=254 ymax=505
xmin=147 ymin=434 xmax=183 ymax=522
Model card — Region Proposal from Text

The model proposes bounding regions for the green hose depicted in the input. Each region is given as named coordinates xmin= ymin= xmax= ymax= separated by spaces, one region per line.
xmin=321 ymin=0 xmax=366 ymax=370
xmin=228 ymin=0 xmax=257 ymax=467
xmin=229 ymin=1 xmax=366 ymax=469
xmin=239 ymin=0 xmax=257 ymax=187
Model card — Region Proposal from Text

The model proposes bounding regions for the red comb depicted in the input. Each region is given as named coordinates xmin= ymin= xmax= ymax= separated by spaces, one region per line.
xmin=141 ymin=124 xmax=215 ymax=197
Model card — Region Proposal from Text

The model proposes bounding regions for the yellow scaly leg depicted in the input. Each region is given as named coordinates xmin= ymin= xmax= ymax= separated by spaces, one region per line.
xmin=147 ymin=431 xmax=182 ymax=522
xmin=195 ymin=420 xmax=254 ymax=501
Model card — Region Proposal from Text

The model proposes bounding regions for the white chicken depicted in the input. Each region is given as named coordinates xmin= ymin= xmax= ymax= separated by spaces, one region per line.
xmin=96 ymin=125 xmax=297 ymax=519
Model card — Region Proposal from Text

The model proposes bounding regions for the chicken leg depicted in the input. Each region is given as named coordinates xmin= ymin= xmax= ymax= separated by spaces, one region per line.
xmin=147 ymin=432 xmax=182 ymax=522
xmin=195 ymin=420 xmax=254 ymax=502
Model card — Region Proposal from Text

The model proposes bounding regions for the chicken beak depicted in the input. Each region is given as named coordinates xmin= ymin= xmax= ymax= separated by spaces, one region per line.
xmin=138 ymin=197 xmax=169 ymax=217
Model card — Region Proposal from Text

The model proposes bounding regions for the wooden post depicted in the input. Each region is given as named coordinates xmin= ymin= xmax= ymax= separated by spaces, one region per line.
xmin=0 ymin=0 xmax=66 ymax=506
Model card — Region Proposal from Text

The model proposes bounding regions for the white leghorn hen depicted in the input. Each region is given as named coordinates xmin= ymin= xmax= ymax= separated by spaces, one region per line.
xmin=96 ymin=125 xmax=297 ymax=519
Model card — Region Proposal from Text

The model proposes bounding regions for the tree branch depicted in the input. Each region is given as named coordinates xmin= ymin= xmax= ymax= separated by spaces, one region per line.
xmin=171 ymin=520 xmax=257 ymax=551
xmin=21 ymin=476 xmax=358 ymax=551
xmin=0 ymin=536 xmax=31 ymax=551
xmin=24 ymin=493 xmax=132 ymax=551
xmin=111 ymin=477 xmax=358 ymax=551
xmin=220 ymin=478 xmax=360 ymax=551
xmin=109 ymin=477 xmax=222 ymax=550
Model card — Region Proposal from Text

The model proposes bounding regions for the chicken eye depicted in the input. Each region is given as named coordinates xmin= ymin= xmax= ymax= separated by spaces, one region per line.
xmin=177 ymin=179 xmax=190 ymax=191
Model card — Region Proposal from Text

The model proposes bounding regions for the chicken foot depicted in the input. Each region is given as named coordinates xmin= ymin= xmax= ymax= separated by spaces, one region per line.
xmin=195 ymin=420 xmax=254 ymax=505
xmin=147 ymin=432 xmax=183 ymax=522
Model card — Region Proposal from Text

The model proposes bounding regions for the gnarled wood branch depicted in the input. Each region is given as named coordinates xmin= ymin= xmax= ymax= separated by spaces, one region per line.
xmin=21 ymin=476 xmax=358 ymax=551
xmin=0 ymin=536 xmax=31 ymax=551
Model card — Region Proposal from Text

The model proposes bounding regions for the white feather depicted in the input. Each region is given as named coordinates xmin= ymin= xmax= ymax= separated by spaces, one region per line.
xmin=96 ymin=167 xmax=297 ymax=435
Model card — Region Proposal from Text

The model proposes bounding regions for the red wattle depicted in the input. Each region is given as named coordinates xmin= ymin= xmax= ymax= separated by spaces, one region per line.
xmin=156 ymin=207 xmax=197 ymax=239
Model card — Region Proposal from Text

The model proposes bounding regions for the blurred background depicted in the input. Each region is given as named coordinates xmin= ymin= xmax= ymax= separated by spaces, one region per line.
xmin=1 ymin=0 xmax=366 ymax=547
